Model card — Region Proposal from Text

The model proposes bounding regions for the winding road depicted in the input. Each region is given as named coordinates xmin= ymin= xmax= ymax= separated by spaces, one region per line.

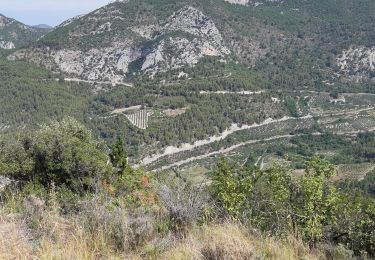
xmin=142 ymin=115 xmax=313 ymax=166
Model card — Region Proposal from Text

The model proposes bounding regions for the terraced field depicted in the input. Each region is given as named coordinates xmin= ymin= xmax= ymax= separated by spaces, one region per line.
xmin=337 ymin=164 xmax=375 ymax=181
xmin=125 ymin=110 xmax=151 ymax=130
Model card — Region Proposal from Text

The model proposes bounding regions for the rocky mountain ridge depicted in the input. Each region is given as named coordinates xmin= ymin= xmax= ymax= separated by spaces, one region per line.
xmin=5 ymin=0 xmax=375 ymax=84
xmin=8 ymin=0 xmax=277 ymax=83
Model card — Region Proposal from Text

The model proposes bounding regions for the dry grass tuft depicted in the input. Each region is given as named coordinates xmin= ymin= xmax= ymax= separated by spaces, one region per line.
xmin=0 ymin=194 xmax=342 ymax=260
xmin=254 ymin=235 xmax=322 ymax=260
xmin=162 ymin=223 xmax=323 ymax=260
xmin=163 ymin=224 xmax=255 ymax=260
xmin=199 ymin=224 xmax=255 ymax=260
xmin=0 ymin=214 xmax=34 ymax=260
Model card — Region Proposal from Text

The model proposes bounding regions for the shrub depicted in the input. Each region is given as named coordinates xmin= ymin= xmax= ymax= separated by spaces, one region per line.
xmin=210 ymin=157 xmax=375 ymax=255
xmin=0 ymin=118 xmax=111 ymax=193
xmin=155 ymin=176 xmax=211 ymax=233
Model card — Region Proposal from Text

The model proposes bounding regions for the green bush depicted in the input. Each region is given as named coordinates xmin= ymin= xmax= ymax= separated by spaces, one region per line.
xmin=210 ymin=157 xmax=375 ymax=256
xmin=0 ymin=118 xmax=111 ymax=193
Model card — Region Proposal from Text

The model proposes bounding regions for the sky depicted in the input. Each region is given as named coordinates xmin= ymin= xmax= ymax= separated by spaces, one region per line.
xmin=0 ymin=0 xmax=111 ymax=26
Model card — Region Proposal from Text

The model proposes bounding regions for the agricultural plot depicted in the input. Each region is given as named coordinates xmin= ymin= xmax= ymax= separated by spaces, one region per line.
xmin=319 ymin=108 xmax=375 ymax=134
xmin=336 ymin=163 xmax=375 ymax=181
xmin=302 ymin=92 xmax=375 ymax=117
xmin=111 ymin=105 xmax=142 ymax=115
xmin=125 ymin=110 xmax=151 ymax=130
xmin=108 ymin=90 xmax=375 ymax=171
xmin=163 ymin=108 xmax=187 ymax=117
xmin=343 ymin=93 xmax=375 ymax=107
xmin=323 ymin=120 xmax=356 ymax=133
xmin=352 ymin=117 xmax=375 ymax=131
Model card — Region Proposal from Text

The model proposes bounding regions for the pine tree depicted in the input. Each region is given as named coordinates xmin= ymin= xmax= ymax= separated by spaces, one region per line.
xmin=110 ymin=137 xmax=128 ymax=173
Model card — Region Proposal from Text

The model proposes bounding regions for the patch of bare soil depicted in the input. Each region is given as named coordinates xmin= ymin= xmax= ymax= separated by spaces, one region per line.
xmin=163 ymin=107 xmax=187 ymax=117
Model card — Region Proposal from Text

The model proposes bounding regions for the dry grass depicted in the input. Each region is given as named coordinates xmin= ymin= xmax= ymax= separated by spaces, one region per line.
xmin=162 ymin=224 xmax=321 ymax=260
xmin=0 ymin=215 xmax=34 ymax=260
xmin=0 ymin=195 xmax=341 ymax=260
xmin=254 ymin=235 xmax=323 ymax=260
xmin=0 ymin=210 xmax=322 ymax=260
xmin=163 ymin=108 xmax=187 ymax=117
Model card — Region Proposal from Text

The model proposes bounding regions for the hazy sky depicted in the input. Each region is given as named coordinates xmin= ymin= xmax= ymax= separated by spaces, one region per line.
xmin=0 ymin=0 xmax=111 ymax=26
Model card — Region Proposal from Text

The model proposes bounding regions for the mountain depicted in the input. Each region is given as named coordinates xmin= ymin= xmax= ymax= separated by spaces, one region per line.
xmin=0 ymin=14 xmax=50 ymax=49
xmin=32 ymin=24 xmax=53 ymax=29
xmin=8 ymin=0 xmax=374 ymax=84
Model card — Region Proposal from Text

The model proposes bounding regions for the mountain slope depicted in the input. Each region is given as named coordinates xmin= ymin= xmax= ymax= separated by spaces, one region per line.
xmin=9 ymin=0 xmax=375 ymax=84
xmin=0 ymin=14 xmax=50 ymax=49
xmin=8 ymin=0 xmax=283 ymax=83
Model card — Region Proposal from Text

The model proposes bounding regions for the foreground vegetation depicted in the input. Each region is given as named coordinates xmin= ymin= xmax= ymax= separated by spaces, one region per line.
xmin=0 ymin=118 xmax=374 ymax=259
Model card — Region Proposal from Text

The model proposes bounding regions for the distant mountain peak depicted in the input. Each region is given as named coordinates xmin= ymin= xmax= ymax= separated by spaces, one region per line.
xmin=32 ymin=24 xmax=53 ymax=29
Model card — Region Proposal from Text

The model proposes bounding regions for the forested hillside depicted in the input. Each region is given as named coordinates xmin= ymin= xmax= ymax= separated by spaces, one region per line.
xmin=0 ymin=57 xmax=91 ymax=131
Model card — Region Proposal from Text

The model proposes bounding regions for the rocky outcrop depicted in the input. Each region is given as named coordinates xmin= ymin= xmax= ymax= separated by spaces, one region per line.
xmin=337 ymin=46 xmax=375 ymax=82
xmin=0 ymin=41 xmax=15 ymax=49
xmin=134 ymin=6 xmax=230 ymax=76
xmin=224 ymin=0 xmax=282 ymax=6
xmin=0 ymin=176 xmax=12 ymax=190
xmin=0 ymin=14 xmax=14 ymax=28
xmin=224 ymin=0 xmax=249 ymax=5
xmin=9 ymin=44 xmax=141 ymax=83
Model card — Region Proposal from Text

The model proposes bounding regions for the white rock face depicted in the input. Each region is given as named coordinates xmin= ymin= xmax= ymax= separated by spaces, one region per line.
xmin=54 ymin=50 xmax=85 ymax=75
xmin=224 ymin=0 xmax=249 ymax=5
xmin=223 ymin=0 xmax=281 ymax=6
xmin=133 ymin=6 xmax=230 ymax=75
xmin=141 ymin=36 xmax=225 ymax=74
xmin=10 ymin=43 xmax=142 ymax=83
xmin=54 ymin=45 xmax=142 ymax=82
xmin=167 ymin=6 xmax=228 ymax=53
xmin=337 ymin=46 xmax=375 ymax=81
xmin=0 ymin=41 xmax=15 ymax=49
